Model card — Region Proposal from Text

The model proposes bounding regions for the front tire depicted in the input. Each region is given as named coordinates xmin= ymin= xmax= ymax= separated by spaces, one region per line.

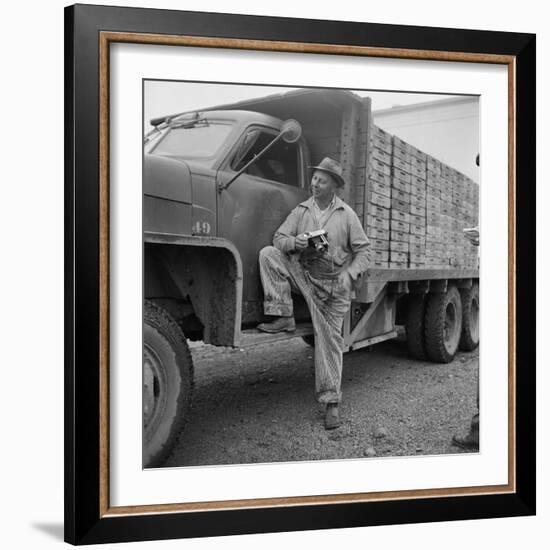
xmin=143 ymin=300 xmax=194 ymax=468
xmin=424 ymin=285 xmax=463 ymax=363
xmin=459 ymin=282 xmax=480 ymax=351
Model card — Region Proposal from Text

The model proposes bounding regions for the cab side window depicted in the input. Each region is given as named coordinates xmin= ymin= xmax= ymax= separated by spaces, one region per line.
xmin=232 ymin=128 xmax=300 ymax=187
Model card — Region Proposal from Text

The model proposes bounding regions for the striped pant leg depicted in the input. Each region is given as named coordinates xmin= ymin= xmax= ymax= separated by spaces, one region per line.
xmin=308 ymin=286 xmax=351 ymax=404
xmin=259 ymin=245 xmax=350 ymax=403
xmin=259 ymin=246 xmax=302 ymax=316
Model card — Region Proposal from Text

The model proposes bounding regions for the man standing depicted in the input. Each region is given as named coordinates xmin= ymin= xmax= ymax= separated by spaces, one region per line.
xmin=257 ymin=157 xmax=371 ymax=429
xmin=452 ymin=224 xmax=480 ymax=450
xmin=452 ymin=152 xmax=480 ymax=450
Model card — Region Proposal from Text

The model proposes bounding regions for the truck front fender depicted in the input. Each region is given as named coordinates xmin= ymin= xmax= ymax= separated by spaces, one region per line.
xmin=144 ymin=232 xmax=243 ymax=347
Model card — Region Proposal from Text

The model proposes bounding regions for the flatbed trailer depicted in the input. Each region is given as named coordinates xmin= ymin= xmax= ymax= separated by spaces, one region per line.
xmin=342 ymin=268 xmax=478 ymax=354
xmin=240 ymin=267 xmax=478 ymax=357
xmin=364 ymin=268 xmax=478 ymax=283
xmin=203 ymin=88 xmax=479 ymax=359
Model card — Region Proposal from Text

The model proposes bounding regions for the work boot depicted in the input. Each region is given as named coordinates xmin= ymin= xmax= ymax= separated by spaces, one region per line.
xmin=257 ymin=316 xmax=296 ymax=333
xmin=452 ymin=432 xmax=479 ymax=450
xmin=452 ymin=413 xmax=479 ymax=450
xmin=324 ymin=403 xmax=340 ymax=430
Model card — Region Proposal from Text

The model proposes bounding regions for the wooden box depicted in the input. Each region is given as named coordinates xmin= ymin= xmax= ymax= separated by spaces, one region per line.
xmin=370 ymin=191 xmax=391 ymax=209
xmin=391 ymin=177 xmax=411 ymax=194
xmin=391 ymin=220 xmax=410 ymax=233
xmin=390 ymin=251 xmax=408 ymax=263
xmin=371 ymin=179 xmax=391 ymax=198
xmin=372 ymin=249 xmax=389 ymax=262
xmin=391 ymin=197 xmax=409 ymax=213
xmin=390 ymin=240 xmax=409 ymax=253
xmin=370 ymin=169 xmax=392 ymax=187
xmin=367 ymin=226 xmax=390 ymax=240
xmin=410 ymin=223 xmax=426 ymax=236
xmin=370 ymin=238 xmax=390 ymax=251
xmin=366 ymin=215 xmax=390 ymax=231
xmin=366 ymin=203 xmax=390 ymax=220
xmin=372 ymin=147 xmax=392 ymax=166
xmin=372 ymin=158 xmax=392 ymax=176
xmin=410 ymin=204 xmax=426 ymax=217
xmin=392 ymin=167 xmax=412 ymax=184
xmin=393 ymin=156 xmax=411 ymax=173
xmin=390 ymin=230 xmax=408 ymax=243
xmin=391 ymin=209 xmax=411 ymax=223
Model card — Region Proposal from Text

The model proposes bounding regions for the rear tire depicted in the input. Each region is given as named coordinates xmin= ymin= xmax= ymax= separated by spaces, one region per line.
xmin=459 ymin=282 xmax=480 ymax=351
xmin=143 ymin=300 xmax=194 ymax=468
xmin=406 ymin=294 xmax=427 ymax=360
xmin=424 ymin=285 xmax=463 ymax=363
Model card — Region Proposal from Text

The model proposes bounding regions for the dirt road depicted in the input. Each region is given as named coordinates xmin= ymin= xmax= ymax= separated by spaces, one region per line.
xmin=163 ymin=334 xmax=479 ymax=467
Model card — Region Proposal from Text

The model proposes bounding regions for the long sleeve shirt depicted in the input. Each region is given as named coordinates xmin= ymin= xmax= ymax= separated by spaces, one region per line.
xmin=273 ymin=195 xmax=371 ymax=282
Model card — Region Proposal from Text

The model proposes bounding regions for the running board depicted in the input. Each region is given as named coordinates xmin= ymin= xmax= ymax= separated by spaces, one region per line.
xmin=238 ymin=323 xmax=313 ymax=347
xmin=347 ymin=330 xmax=398 ymax=352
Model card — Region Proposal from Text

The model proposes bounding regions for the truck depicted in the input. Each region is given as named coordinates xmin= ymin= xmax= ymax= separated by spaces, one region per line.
xmin=142 ymin=88 xmax=480 ymax=467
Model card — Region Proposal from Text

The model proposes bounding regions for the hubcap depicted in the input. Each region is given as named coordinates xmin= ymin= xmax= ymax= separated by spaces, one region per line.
xmin=444 ymin=301 xmax=460 ymax=354
xmin=470 ymin=296 xmax=480 ymax=342
xmin=143 ymin=345 xmax=167 ymax=433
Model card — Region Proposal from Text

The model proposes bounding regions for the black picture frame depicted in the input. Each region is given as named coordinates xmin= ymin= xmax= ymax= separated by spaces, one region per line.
xmin=65 ymin=3 xmax=536 ymax=545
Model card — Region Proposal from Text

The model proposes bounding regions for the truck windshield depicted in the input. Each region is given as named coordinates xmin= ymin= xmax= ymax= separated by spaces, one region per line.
xmin=151 ymin=122 xmax=233 ymax=159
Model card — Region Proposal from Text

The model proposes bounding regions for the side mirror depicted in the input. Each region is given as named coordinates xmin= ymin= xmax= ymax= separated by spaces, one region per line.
xmin=281 ymin=119 xmax=302 ymax=143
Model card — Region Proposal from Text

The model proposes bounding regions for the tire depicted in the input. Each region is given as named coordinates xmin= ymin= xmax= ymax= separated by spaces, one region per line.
xmin=406 ymin=294 xmax=427 ymax=360
xmin=302 ymin=334 xmax=315 ymax=347
xmin=459 ymin=282 xmax=480 ymax=351
xmin=424 ymin=285 xmax=463 ymax=363
xmin=143 ymin=300 xmax=194 ymax=468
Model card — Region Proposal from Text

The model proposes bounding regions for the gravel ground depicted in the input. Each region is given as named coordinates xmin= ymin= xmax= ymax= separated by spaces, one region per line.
xmin=163 ymin=333 xmax=479 ymax=467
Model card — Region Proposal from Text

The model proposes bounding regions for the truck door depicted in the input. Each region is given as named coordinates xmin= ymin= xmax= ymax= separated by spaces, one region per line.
xmin=217 ymin=125 xmax=309 ymax=324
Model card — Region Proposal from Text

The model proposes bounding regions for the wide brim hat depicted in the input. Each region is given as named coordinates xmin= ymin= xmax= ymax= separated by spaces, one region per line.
xmin=309 ymin=156 xmax=346 ymax=188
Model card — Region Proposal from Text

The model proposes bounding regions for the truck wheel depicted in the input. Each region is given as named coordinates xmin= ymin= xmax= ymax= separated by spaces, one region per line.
xmin=406 ymin=294 xmax=427 ymax=360
xmin=424 ymin=285 xmax=463 ymax=363
xmin=459 ymin=282 xmax=480 ymax=351
xmin=143 ymin=300 xmax=194 ymax=468
xmin=302 ymin=335 xmax=315 ymax=347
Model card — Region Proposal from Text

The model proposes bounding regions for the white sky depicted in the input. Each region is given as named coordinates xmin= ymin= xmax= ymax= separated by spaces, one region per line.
xmin=143 ymin=80 xmax=465 ymax=131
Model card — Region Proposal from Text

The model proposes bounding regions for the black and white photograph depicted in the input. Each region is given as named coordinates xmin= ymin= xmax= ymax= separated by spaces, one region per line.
xmin=55 ymin=1 xmax=538 ymax=546
xmin=142 ymin=81 xmax=480 ymax=469
xmin=1 ymin=0 xmax=544 ymax=545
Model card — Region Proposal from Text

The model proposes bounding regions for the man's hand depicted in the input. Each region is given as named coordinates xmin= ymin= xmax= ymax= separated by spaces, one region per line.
xmin=295 ymin=233 xmax=309 ymax=251
xmin=338 ymin=270 xmax=353 ymax=292
xmin=463 ymin=227 xmax=480 ymax=247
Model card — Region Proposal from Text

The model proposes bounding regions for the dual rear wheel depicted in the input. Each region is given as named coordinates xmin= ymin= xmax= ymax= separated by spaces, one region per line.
xmin=406 ymin=282 xmax=479 ymax=363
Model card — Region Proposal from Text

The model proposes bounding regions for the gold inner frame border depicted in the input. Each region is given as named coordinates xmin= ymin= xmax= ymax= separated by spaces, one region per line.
xmin=98 ymin=31 xmax=516 ymax=518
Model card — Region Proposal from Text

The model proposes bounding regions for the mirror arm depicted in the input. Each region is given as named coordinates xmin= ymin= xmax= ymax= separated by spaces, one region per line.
xmin=218 ymin=132 xmax=285 ymax=193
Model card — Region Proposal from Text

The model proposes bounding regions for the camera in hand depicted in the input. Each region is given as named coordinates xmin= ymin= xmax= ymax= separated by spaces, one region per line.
xmin=305 ymin=229 xmax=329 ymax=253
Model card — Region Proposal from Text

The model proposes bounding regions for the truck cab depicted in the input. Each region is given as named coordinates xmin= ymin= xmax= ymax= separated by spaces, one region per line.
xmin=144 ymin=90 xmax=362 ymax=343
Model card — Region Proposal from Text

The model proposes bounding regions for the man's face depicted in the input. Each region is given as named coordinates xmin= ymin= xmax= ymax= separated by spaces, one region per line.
xmin=310 ymin=170 xmax=337 ymax=202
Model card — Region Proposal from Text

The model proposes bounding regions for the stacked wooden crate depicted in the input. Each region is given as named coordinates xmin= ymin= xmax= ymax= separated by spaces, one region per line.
xmin=389 ymin=136 xmax=427 ymax=268
xmin=361 ymin=125 xmax=392 ymax=268
xmin=359 ymin=125 xmax=478 ymax=270
xmin=424 ymin=161 xmax=480 ymax=269
xmin=425 ymin=157 xmax=445 ymax=268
